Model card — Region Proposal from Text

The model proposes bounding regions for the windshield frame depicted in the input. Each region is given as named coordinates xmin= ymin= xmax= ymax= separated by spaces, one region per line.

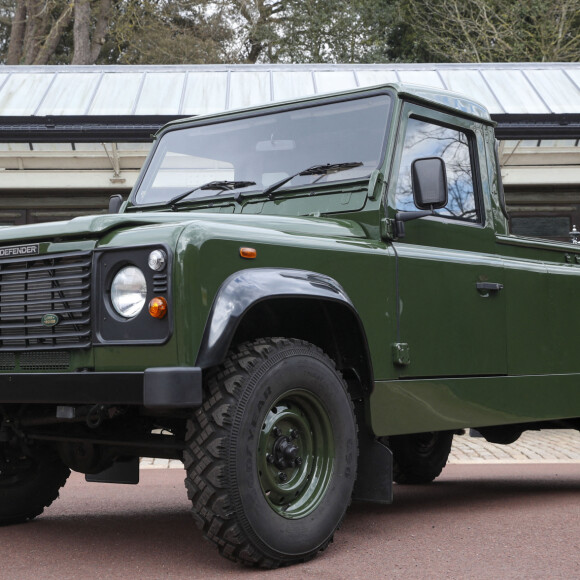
xmin=128 ymin=88 xmax=395 ymax=209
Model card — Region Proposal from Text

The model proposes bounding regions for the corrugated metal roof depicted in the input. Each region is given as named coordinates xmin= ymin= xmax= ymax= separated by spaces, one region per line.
xmin=0 ymin=63 xmax=578 ymax=117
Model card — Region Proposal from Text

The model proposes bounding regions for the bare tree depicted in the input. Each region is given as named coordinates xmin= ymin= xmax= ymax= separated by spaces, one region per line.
xmin=399 ymin=0 xmax=580 ymax=62
xmin=214 ymin=0 xmax=394 ymax=64
xmin=4 ymin=0 xmax=112 ymax=65
xmin=236 ymin=0 xmax=284 ymax=63
xmin=5 ymin=0 xmax=72 ymax=64
xmin=5 ymin=0 xmax=25 ymax=64
xmin=72 ymin=0 xmax=113 ymax=64
xmin=34 ymin=1 xmax=74 ymax=65
xmin=109 ymin=1 xmax=233 ymax=65
xmin=1 ymin=0 xmax=577 ymax=65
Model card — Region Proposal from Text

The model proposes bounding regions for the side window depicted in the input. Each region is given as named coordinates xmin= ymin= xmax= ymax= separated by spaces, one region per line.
xmin=395 ymin=118 xmax=479 ymax=223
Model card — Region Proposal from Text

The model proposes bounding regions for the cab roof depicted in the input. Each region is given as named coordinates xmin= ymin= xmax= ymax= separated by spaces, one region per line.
xmin=159 ymin=82 xmax=493 ymax=136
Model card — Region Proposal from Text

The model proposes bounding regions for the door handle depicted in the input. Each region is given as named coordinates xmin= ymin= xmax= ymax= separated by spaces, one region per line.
xmin=476 ymin=282 xmax=503 ymax=292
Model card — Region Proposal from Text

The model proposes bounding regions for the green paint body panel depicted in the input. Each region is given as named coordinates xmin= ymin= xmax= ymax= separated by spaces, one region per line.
xmin=1 ymin=82 xmax=579 ymax=439
xmin=371 ymin=374 xmax=580 ymax=436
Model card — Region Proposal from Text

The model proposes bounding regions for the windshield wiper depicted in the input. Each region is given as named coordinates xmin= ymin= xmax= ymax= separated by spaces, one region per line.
xmin=168 ymin=180 xmax=256 ymax=210
xmin=262 ymin=162 xmax=363 ymax=199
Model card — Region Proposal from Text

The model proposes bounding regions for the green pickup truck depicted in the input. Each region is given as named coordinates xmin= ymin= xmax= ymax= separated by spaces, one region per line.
xmin=1 ymin=83 xmax=579 ymax=567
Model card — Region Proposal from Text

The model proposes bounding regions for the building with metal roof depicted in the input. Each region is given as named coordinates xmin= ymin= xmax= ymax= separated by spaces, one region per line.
xmin=0 ymin=63 xmax=578 ymax=140
xmin=0 ymin=63 xmax=578 ymax=235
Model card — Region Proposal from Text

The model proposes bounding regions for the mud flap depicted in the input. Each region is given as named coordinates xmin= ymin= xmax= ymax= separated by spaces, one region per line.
xmin=352 ymin=417 xmax=393 ymax=504
xmin=85 ymin=457 xmax=140 ymax=484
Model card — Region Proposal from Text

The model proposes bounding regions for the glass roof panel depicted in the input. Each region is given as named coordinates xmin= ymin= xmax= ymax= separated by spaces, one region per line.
xmin=481 ymin=70 xmax=549 ymax=114
xmin=36 ymin=73 xmax=101 ymax=115
xmin=438 ymin=69 xmax=503 ymax=114
xmin=0 ymin=74 xmax=10 ymax=94
xmin=272 ymin=71 xmax=315 ymax=101
xmin=0 ymin=143 xmax=31 ymax=151
xmin=31 ymin=143 xmax=74 ymax=151
xmin=87 ymin=72 xmax=144 ymax=115
xmin=0 ymin=73 xmax=54 ymax=115
xmin=397 ymin=70 xmax=445 ymax=89
xmin=356 ymin=70 xmax=399 ymax=87
xmin=314 ymin=71 xmax=357 ymax=93
xmin=0 ymin=65 xmax=577 ymax=125
xmin=538 ymin=139 xmax=578 ymax=147
xmin=181 ymin=72 xmax=228 ymax=115
xmin=524 ymin=70 xmax=580 ymax=114
xmin=116 ymin=142 xmax=153 ymax=151
xmin=567 ymin=69 xmax=580 ymax=91
xmin=67 ymin=142 xmax=153 ymax=152
xmin=229 ymin=71 xmax=271 ymax=109
xmin=73 ymin=143 xmax=107 ymax=151
xmin=134 ymin=72 xmax=186 ymax=115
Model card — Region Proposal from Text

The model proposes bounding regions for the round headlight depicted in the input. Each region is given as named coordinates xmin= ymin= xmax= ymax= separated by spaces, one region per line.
xmin=111 ymin=266 xmax=147 ymax=318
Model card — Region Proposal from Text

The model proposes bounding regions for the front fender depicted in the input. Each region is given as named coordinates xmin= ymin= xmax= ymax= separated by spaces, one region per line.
xmin=195 ymin=268 xmax=356 ymax=369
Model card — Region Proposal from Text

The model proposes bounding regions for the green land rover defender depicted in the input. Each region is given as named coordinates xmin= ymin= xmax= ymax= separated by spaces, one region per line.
xmin=1 ymin=83 xmax=578 ymax=567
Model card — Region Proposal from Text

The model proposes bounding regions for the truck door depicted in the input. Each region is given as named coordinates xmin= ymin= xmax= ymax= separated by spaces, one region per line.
xmin=388 ymin=104 xmax=507 ymax=378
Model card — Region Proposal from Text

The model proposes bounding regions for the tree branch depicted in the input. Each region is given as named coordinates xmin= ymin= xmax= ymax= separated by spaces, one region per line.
xmin=33 ymin=1 xmax=74 ymax=65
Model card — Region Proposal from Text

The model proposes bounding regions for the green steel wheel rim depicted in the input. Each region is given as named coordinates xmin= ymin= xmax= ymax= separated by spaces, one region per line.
xmin=257 ymin=389 xmax=335 ymax=519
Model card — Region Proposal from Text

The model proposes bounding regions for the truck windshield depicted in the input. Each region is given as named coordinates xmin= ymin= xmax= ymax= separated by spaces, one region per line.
xmin=133 ymin=94 xmax=391 ymax=206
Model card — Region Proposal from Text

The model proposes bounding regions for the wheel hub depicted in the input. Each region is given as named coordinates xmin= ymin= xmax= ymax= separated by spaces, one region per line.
xmin=270 ymin=434 xmax=302 ymax=470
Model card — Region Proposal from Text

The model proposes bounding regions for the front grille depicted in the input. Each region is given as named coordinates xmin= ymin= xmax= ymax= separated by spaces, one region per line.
xmin=0 ymin=250 xmax=92 ymax=351
xmin=0 ymin=352 xmax=15 ymax=369
xmin=20 ymin=350 xmax=71 ymax=370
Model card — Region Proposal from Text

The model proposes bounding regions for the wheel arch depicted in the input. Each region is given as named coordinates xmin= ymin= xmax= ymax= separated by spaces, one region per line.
xmin=195 ymin=268 xmax=374 ymax=395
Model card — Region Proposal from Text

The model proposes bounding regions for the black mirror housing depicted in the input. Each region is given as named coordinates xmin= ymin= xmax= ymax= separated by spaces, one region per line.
xmin=411 ymin=157 xmax=447 ymax=210
xmin=108 ymin=194 xmax=124 ymax=214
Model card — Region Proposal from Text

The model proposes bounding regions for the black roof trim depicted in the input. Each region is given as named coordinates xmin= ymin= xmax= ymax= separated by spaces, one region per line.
xmin=492 ymin=114 xmax=580 ymax=140
xmin=0 ymin=113 xmax=578 ymax=142
xmin=0 ymin=115 xmax=190 ymax=142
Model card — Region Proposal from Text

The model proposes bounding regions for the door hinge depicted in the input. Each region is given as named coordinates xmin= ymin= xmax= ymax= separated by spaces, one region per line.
xmin=381 ymin=218 xmax=396 ymax=240
xmin=392 ymin=342 xmax=410 ymax=366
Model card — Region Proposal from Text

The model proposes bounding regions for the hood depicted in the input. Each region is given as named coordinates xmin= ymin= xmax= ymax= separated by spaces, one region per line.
xmin=0 ymin=214 xmax=195 ymax=244
xmin=0 ymin=211 xmax=367 ymax=244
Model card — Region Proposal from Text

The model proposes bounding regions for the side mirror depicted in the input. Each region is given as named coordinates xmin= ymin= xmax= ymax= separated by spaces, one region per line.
xmin=393 ymin=157 xmax=448 ymax=239
xmin=108 ymin=194 xmax=124 ymax=214
xmin=411 ymin=157 xmax=447 ymax=210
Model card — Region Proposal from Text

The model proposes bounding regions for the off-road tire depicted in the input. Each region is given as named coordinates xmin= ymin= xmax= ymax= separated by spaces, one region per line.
xmin=184 ymin=338 xmax=358 ymax=568
xmin=389 ymin=431 xmax=453 ymax=484
xmin=0 ymin=446 xmax=70 ymax=525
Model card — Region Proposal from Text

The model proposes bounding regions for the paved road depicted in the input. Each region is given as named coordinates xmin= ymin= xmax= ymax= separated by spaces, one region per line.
xmin=449 ymin=429 xmax=580 ymax=463
xmin=1 ymin=463 xmax=579 ymax=580
xmin=140 ymin=429 xmax=580 ymax=469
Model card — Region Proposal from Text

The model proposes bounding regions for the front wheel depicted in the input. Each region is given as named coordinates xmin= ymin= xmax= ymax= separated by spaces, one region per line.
xmin=0 ymin=444 xmax=70 ymax=525
xmin=389 ymin=431 xmax=453 ymax=484
xmin=184 ymin=338 xmax=358 ymax=568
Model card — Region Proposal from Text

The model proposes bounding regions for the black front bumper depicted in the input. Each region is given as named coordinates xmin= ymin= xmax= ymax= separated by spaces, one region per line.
xmin=0 ymin=367 xmax=203 ymax=409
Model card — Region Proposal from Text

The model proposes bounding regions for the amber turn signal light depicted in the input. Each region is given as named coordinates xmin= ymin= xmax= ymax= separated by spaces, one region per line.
xmin=240 ymin=247 xmax=257 ymax=259
xmin=149 ymin=296 xmax=168 ymax=319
